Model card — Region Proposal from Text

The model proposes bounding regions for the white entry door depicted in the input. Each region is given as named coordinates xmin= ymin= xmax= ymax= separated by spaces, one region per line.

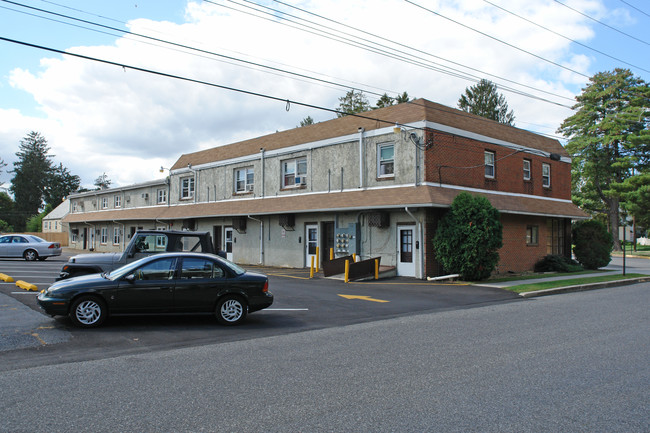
xmin=397 ymin=225 xmax=416 ymax=277
xmin=224 ymin=227 xmax=234 ymax=261
xmin=305 ymin=224 xmax=318 ymax=267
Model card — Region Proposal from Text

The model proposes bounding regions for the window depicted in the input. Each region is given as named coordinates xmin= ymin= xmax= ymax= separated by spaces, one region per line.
xmin=132 ymin=258 xmax=177 ymax=281
xmin=485 ymin=151 xmax=495 ymax=178
xmin=180 ymin=257 xmax=225 ymax=279
xmin=378 ymin=143 xmax=395 ymax=177
xmin=101 ymin=197 xmax=108 ymax=209
xmin=72 ymin=202 xmax=79 ymax=212
xmin=114 ymin=195 xmax=122 ymax=208
xmin=282 ymin=157 xmax=307 ymax=188
xmin=235 ymin=167 xmax=254 ymax=193
xmin=71 ymin=231 xmax=78 ymax=243
xmin=181 ymin=177 xmax=195 ymax=199
xmin=542 ymin=163 xmax=551 ymax=187
xmin=100 ymin=227 xmax=108 ymax=244
xmin=523 ymin=159 xmax=531 ymax=180
xmin=113 ymin=227 xmax=121 ymax=245
xmin=157 ymin=188 xmax=167 ymax=204
xmin=526 ymin=225 xmax=538 ymax=245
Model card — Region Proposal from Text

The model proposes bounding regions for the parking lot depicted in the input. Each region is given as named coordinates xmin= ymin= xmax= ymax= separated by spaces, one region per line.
xmin=0 ymin=251 xmax=519 ymax=371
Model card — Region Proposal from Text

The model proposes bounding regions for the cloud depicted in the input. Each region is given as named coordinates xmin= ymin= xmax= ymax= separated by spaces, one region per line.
xmin=0 ymin=0 xmax=612 ymax=189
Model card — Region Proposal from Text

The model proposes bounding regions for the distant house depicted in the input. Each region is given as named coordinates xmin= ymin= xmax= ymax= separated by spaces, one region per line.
xmin=63 ymin=99 xmax=587 ymax=278
xmin=42 ymin=200 xmax=70 ymax=233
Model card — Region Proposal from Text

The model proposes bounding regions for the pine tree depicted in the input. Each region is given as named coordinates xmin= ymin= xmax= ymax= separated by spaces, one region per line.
xmin=458 ymin=79 xmax=515 ymax=125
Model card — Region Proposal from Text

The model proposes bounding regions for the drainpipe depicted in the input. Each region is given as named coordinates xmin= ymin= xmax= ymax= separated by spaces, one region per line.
xmin=404 ymin=207 xmax=424 ymax=279
xmin=358 ymin=127 xmax=365 ymax=188
xmin=248 ymin=215 xmax=264 ymax=264
xmin=260 ymin=148 xmax=265 ymax=198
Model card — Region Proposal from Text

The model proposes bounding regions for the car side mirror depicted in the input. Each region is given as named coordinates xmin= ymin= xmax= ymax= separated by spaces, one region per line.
xmin=124 ymin=274 xmax=136 ymax=283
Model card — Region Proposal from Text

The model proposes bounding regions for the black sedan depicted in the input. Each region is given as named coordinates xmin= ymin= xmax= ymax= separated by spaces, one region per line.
xmin=38 ymin=252 xmax=273 ymax=328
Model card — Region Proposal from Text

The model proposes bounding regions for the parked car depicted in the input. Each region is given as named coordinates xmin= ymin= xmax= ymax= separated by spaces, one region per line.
xmin=0 ymin=234 xmax=62 ymax=261
xmin=58 ymin=230 xmax=214 ymax=280
xmin=38 ymin=252 xmax=273 ymax=328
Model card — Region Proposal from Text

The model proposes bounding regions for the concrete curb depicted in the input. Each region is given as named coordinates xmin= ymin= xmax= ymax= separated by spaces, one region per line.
xmin=519 ymin=276 xmax=650 ymax=298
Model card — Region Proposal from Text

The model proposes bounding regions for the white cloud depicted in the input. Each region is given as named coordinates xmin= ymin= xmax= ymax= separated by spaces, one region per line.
xmin=0 ymin=0 xmax=619 ymax=189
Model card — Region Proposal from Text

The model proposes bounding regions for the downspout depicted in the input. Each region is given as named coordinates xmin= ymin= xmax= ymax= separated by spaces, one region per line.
xmin=404 ymin=207 xmax=424 ymax=279
xmin=358 ymin=127 xmax=365 ymax=188
xmin=260 ymin=148 xmax=265 ymax=198
xmin=248 ymin=215 xmax=264 ymax=264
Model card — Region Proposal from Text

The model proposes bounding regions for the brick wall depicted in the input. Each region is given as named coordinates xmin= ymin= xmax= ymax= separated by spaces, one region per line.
xmin=424 ymin=130 xmax=571 ymax=200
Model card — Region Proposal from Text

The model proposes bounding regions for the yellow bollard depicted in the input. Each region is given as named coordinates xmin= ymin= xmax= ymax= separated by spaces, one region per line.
xmin=315 ymin=247 xmax=320 ymax=273
xmin=310 ymin=256 xmax=314 ymax=278
xmin=330 ymin=248 xmax=334 ymax=260
xmin=344 ymin=259 xmax=349 ymax=283
xmin=375 ymin=259 xmax=379 ymax=280
xmin=352 ymin=253 xmax=356 ymax=262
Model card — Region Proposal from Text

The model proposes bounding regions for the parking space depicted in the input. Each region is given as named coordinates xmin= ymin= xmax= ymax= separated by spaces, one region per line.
xmin=0 ymin=253 xmax=520 ymax=371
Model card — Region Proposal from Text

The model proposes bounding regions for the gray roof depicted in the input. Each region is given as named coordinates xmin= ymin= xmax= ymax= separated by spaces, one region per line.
xmin=43 ymin=200 xmax=70 ymax=220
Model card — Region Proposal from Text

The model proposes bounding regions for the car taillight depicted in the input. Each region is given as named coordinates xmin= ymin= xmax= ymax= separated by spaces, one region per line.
xmin=262 ymin=280 xmax=269 ymax=293
xmin=48 ymin=243 xmax=59 ymax=249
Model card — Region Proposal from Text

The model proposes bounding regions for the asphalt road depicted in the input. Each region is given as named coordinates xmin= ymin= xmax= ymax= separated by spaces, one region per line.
xmin=0 ymin=282 xmax=647 ymax=432
xmin=0 ymin=253 xmax=518 ymax=370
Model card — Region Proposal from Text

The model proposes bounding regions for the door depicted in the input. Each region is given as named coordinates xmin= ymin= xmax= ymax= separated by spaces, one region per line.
xmin=113 ymin=257 xmax=177 ymax=313
xmin=397 ymin=226 xmax=416 ymax=277
xmin=82 ymin=228 xmax=87 ymax=250
xmin=321 ymin=221 xmax=335 ymax=264
xmin=213 ymin=225 xmax=222 ymax=255
xmin=224 ymin=227 xmax=234 ymax=261
xmin=305 ymin=224 xmax=318 ymax=267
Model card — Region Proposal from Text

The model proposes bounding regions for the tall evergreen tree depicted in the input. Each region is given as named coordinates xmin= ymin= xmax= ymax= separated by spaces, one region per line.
xmin=458 ymin=79 xmax=515 ymax=125
xmin=44 ymin=163 xmax=81 ymax=206
xmin=94 ymin=173 xmax=112 ymax=190
xmin=10 ymin=132 xmax=53 ymax=230
xmin=558 ymin=69 xmax=650 ymax=250
xmin=336 ymin=90 xmax=371 ymax=117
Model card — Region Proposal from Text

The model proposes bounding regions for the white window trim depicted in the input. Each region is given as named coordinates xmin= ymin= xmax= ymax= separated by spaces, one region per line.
xmin=100 ymin=227 xmax=108 ymax=245
xmin=523 ymin=159 xmax=531 ymax=181
xmin=485 ymin=151 xmax=495 ymax=179
xmin=101 ymin=197 xmax=108 ymax=209
xmin=113 ymin=227 xmax=121 ymax=245
xmin=235 ymin=167 xmax=255 ymax=193
xmin=157 ymin=188 xmax=167 ymax=204
xmin=542 ymin=163 xmax=551 ymax=188
xmin=282 ymin=157 xmax=307 ymax=188
xmin=114 ymin=195 xmax=122 ymax=208
xmin=377 ymin=143 xmax=395 ymax=178
xmin=181 ymin=177 xmax=195 ymax=200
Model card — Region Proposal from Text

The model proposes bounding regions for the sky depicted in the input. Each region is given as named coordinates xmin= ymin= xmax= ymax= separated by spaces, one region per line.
xmin=0 ymin=0 xmax=649 ymax=192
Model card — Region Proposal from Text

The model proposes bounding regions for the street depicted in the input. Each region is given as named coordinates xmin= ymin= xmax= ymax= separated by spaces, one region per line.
xmin=0 ymin=280 xmax=648 ymax=432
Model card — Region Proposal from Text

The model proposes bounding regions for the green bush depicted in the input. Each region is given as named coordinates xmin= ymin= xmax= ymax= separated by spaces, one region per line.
xmin=433 ymin=192 xmax=503 ymax=281
xmin=534 ymin=254 xmax=582 ymax=273
xmin=572 ymin=220 xmax=613 ymax=270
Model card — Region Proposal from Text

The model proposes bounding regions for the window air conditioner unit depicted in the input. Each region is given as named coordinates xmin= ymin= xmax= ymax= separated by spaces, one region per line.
xmin=246 ymin=184 xmax=254 ymax=192
xmin=141 ymin=193 xmax=149 ymax=199
xmin=295 ymin=176 xmax=306 ymax=185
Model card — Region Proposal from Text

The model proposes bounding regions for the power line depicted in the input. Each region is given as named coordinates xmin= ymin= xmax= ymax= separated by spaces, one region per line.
xmin=483 ymin=0 xmax=649 ymax=74
xmin=209 ymin=0 xmax=573 ymax=108
xmin=554 ymin=0 xmax=650 ymax=46
xmin=405 ymin=0 xmax=590 ymax=79
xmin=619 ymin=0 xmax=650 ymax=19
xmin=0 ymin=35 xmax=568 ymax=142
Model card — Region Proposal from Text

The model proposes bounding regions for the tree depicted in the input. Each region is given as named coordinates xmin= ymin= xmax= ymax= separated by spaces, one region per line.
xmin=336 ymin=90 xmax=371 ymax=117
xmin=558 ymin=69 xmax=650 ymax=250
xmin=458 ymin=79 xmax=515 ymax=125
xmin=572 ymin=220 xmax=613 ymax=269
xmin=299 ymin=116 xmax=314 ymax=127
xmin=395 ymin=91 xmax=411 ymax=104
xmin=374 ymin=92 xmax=411 ymax=109
xmin=26 ymin=204 xmax=52 ymax=232
xmin=616 ymin=171 xmax=650 ymax=235
xmin=44 ymin=163 xmax=81 ymax=206
xmin=0 ymin=192 xmax=15 ymax=232
xmin=10 ymin=132 xmax=53 ymax=231
xmin=94 ymin=173 xmax=112 ymax=190
xmin=433 ymin=192 xmax=503 ymax=280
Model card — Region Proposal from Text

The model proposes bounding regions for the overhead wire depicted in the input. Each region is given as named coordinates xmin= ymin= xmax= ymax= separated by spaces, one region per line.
xmin=482 ymin=0 xmax=649 ymax=74
xmin=619 ymin=0 xmax=650 ymax=19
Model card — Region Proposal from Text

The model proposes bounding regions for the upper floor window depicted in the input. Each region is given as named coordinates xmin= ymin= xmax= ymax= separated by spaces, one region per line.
xmin=523 ymin=159 xmax=531 ymax=181
xmin=542 ymin=163 xmax=551 ymax=187
xmin=235 ymin=167 xmax=254 ymax=193
xmin=114 ymin=195 xmax=122 ymax=208
xmin=181 ymin=177 xmax=195 ymax=199
xmin=157 ymin=188 xmax=167 ymax=204
xmin=485 ymin=151 xmax=495 ymax=178
xmin=72 ymin=202 xmax=79 ymax=212
xmin=377 ymin=143 xmax=395 ymax=178
xmin=282 ymin=157 xmax=307 ymax=188
xmin=101 ymin=197 xmax=108 ymax=209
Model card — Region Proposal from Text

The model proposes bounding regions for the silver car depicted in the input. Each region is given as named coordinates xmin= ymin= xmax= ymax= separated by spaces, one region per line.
xmin=0 ymin=234 xmax=62 ymax=261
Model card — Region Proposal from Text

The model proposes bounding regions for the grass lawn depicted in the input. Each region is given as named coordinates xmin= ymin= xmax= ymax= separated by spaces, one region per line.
xmin=615 ymin=243 xmax=650 ymax=257
xmin=506 ymin=273 xmax=648 ymax=293
xmin=486 ymin=269 xmax=610 ymax=284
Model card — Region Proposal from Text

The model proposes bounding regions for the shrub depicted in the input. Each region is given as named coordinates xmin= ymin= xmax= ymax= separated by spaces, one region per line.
xmin=572 ymin=220 xmax=613 ymax=270
xmin=433 ymin=192 xmax=503 ymax=281
xmin=534 ymin=254 xmax=582 ymax=273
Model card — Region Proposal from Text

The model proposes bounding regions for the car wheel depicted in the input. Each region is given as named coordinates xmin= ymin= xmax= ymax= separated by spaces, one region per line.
xmin=23 ymin=249 xmax=38 ymax=261
xmin=69 ymin=296 xmax=107 ymax=328
xmin=216 ymin=295 xmax=247 ymax=325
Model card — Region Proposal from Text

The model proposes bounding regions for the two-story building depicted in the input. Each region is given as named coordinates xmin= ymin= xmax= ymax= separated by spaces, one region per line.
xmin=63 ymin=99 xmax=586 ymax=278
